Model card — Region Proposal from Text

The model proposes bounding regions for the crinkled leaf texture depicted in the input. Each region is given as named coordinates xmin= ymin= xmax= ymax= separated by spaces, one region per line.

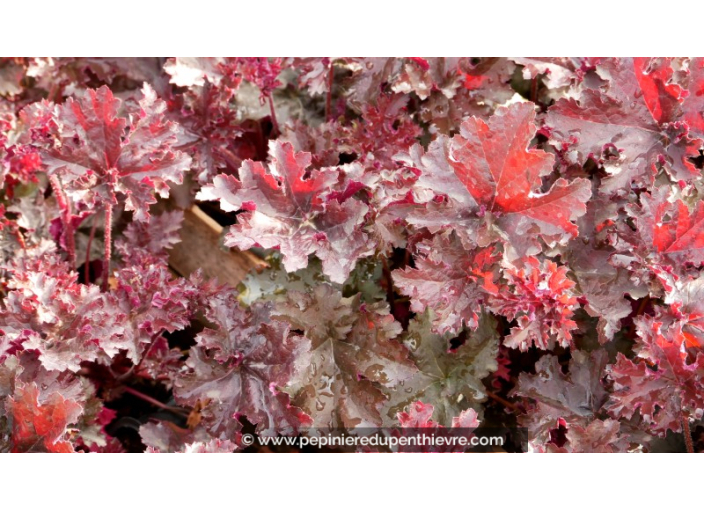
xmin=36 ymin=84 xmax=192 ymax=221
xmin=5 ymin=382 xmax=82 ymax=453
xmin=4 ymin=57 xmax=704 ymax=453
xmin=630 ymin=189 xmax=704 ymax=267
xmin=174 ymin=288 xmax=311 ymax=438
xmin=393 ymin=400 xmax=480 ymax=452
xmin=606 ymin=318 xmax=704 ymax=435
xmin=397 ymin=401 xmax=480 ymax=429
xmin=511 ymin=350 xmax=611 ymax=450
xmin=400 ymin=102 xmax=591 ymax=259
xmin=274 ymin=284 xmax=417 ymax=429
xmin=546 ymin=58 xmax=701 ymax=194
xmin=489 ymin=257 xmax=579 ymax=351
xmin=393 ymin=232 xmax=499 ymax=335
xmin=382 ymin=311 xmax=498 ymax=427
xmin=0 ymin=254 xmax=135 ymax=371
xmin=197 ymin=141 xmax=373 ymax=283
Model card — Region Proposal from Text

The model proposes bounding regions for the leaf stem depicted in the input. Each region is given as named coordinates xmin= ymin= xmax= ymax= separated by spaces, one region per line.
xmin=267 ymin=93 xmax=279 ymax=136
xmin=215 ymin=146 xmax=243 ymax=169
xmin=84 ymin=214 xmax=98 ymax=285
xmin=486 ymin=390 xmax=522 ymax=413
xmin=49 ymin=174 xmax=76 ymax=268
xmin=530 ymin=76 xmax=538 ymax=103
xmin=122 ymin=387 xmax=188 ymax=416
xmin=682 ymin=410 xmax=694 ymax=453
xmin=102 ymin=203 xmax=113 ymax=292
xmin=326 ymin=63 xmax=334 ymax=122
xmin=121 ymin=332 xmax=164 ymax=381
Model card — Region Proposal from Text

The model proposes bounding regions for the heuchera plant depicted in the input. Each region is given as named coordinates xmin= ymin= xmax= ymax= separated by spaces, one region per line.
xmin=1 ymin=57 xmax=703 ymax=453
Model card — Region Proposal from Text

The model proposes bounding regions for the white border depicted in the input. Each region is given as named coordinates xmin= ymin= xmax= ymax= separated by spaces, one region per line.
xmin=1 ymin=1 xmax=700 ymax=55
xmin=0 ymin=453 xmax=695 ymax=508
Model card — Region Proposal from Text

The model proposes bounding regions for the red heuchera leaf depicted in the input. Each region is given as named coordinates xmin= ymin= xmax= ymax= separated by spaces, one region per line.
xmin=8 ymin=57 xmax=704 ymax=453
xmin=344 ymin=58 xmax=403 ymax=106
xmin=402 ymin=102 xmax=591 ymax=258
xmin=341 ymin=93 xmax=422 ymax=170
xmin=287 ymin=57 xmax=334 ymax=96
xmin=606 ymin=355 xmax=682 ymax=435
xmin=392 ymin=232 xmax=499 ymax=334
xmin=279 ymin=94 xmax=422 ymax=170
xmin=1 ymin=352 xmax=93 ymax=452
xmin=234 ymin=58 xmax=283 ymax=100
xmin=546 ymin=58 xmax=699 ymax=193
xmin=682 ymin=57 xmax=704 ymax=139
xmin=174 ymin=289 xmax=311 ymax=438
xmin=111 ymin=257 xmax=200 ymax=352
xmin=605 ymin=318 xmax=704 ymax=435
xmin=11 ymin=58 xmax=161 ymax=99
xmin=178 ymin=439 xmax=238 ymax=453
xmin=0 ymin=111 xmax=11 ymax=189
xmin=397 ymin=135 xmax=468 ymax=206
xmin=168 ymin=78 xmax=243 ymax=183
xmin=1 ymin=106 xmax=43 ymax=194
xmin=568 ymin=243 xmax=647 ymax=342
xmin=628 ymin=189 xmax=704 ymax=267
xmin=345 ymin=58 xmax=468 ymax=108
xmin=133 ymin=334 xmax=184 ymax=387
xmin=448 ymin=102 xmax=590 ymax=246
xmin=420 ymin=58 xmax=516 ymax=133
xmin=489 ymin=257 xmax=579 ymax=351
xmin=1 ymin=352 xmax=88 ymax=404
xmin=280 ymin=120 xmax=343 ymax=169
xmin=274 ymin=284 xmax=417 ymax=429
xmin=35 ymin=84 xmax=191 ymax=221
xmin=142 ymin=422 xmax=238 ymax=453
xmin=0 ymin=249 xmax=200 ymax=372
xmin=164 ymin=57 xmax=228 ymax=88
xmin=0 ymin=60 xmax=24 ymax=97
xmin=2 ymin=351 xmax=117 ymax=452
xmin=666 ymin=275 xmax=704 ymax=348
xmin=280 ymin=101 xmax=422 ymax=252
xmin=197 ymin=141 xmax=373 ymax=283
xmin=6 ymin=382 xmax=82 ymax=452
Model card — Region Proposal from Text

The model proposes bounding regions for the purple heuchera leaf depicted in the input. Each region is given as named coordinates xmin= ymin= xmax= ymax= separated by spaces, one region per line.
xmin=174 ymin=288 xmax=311 ymax=438
xmin=197 ymin=141 xmax=374 ymax=283
xmin=383 ymin=311 xmax=498 ymax=427
xmin=0 ymin=250 xmax=201 ymax=372
xmin=274 ymin=284 xmax=417 ymax=429
xmin=511 ymin=350 xmax=609 ymax=449
xmin=606 ymin=317 xmax=704 ymax=435
xmin=5 ymin=57 xmax=704 ymax=453
xmin=117 ymin=210 xmax=184 ymax=259
xmin=0 ymin=254 xmax=133 ymax=371
xmin=546 ymin=58 xmax=699 ymax=194
xmin=392 ymin=232 xmax=499 ymax=335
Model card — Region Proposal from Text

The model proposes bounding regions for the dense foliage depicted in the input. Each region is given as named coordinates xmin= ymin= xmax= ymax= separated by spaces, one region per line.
xmin=1 ymin=57 xmax=703 ymax=452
